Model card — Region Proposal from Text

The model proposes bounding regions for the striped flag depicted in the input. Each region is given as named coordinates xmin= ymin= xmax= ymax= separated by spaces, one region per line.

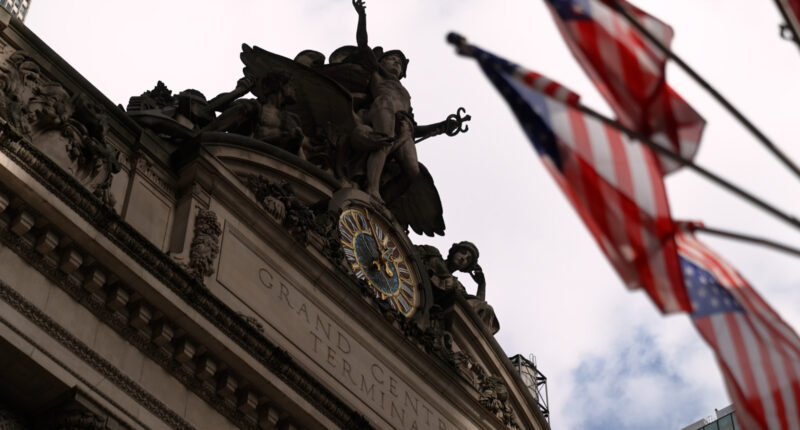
xmin=676 ymin=223 xmax=800 ymax=430
xmin=545 ymin=0 xmax=706 ymax=174
xmin=473 ymin=46 xmax=691 ymax=313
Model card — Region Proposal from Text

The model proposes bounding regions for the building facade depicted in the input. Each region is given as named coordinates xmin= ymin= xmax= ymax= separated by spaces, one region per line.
xmin=0 ymin=5 xmax=550 ymax=430
xmin=0 ymin=0 xmax=28 ymax=21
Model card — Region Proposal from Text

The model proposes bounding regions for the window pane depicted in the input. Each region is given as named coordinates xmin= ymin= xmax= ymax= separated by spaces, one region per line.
xmin=717 ymin=415 xmax=734 ymax=430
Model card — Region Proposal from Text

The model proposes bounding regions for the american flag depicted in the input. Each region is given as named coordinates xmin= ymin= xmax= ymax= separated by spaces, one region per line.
xmin=677 ymin=223 xmax=800 ymax=429
xmin=473 ymin=46 xmax=691 ymax=313
xmin=545 ymin=0 xmax=706 ymax=174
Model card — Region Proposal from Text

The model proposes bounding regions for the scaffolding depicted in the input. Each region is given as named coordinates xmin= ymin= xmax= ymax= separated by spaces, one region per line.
xmin=509 ymin=354 xmax=550 ymax=423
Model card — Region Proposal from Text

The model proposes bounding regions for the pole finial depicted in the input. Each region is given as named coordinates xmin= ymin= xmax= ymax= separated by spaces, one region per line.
xmin=446 ymin=32 xmax=475 ymax=57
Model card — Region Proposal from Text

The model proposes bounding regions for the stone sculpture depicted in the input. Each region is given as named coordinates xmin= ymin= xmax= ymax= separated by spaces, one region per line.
xmin=416 ymin=241 xmax=500 ymax=334
xmin=0 ymin=52 xmax=120 ymax=206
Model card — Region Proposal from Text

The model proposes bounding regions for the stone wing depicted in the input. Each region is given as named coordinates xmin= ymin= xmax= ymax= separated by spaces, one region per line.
xmin=240 ymin=44 xmax=356 ymax=137
xmin=386 ymin=163 xmax=445 ymax=237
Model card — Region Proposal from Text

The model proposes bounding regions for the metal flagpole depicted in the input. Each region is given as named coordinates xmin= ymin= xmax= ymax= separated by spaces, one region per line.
xmin=573 ymin=102 xmax=800 ymax=232
xmin=611 ymin=2 xmax=800 ymax=183
xmin=694 ymin=224 xmax=800 ymax=258
xmin=445 ymin=32 xmax=800 ymax=233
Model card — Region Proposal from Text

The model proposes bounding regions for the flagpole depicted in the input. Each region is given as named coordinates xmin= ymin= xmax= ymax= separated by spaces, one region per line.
xmin=574 ymin=102 xmax=800 ymax=232
xmin=611 ymin=2 xmax=800 ymax=182
xmin=694 ymin=225 xmax=800 ymax=258
xmin=447 ymin=32 xmax=800 ymax=232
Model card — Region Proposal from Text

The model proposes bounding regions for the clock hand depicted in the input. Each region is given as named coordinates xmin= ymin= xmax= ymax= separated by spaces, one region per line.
xmin=364 ymin=209 xmax=394 ymax=278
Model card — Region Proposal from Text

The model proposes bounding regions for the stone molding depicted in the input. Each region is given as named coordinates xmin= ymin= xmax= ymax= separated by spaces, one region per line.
xmin=0 ymin=118 xmax=527 ymax=428
xmin=0 ymin=120 xmax=371 ymax=429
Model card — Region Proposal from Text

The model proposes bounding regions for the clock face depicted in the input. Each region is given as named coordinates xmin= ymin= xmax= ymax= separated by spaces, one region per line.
xmin=339 ymin=208 xmax=419 ymax=317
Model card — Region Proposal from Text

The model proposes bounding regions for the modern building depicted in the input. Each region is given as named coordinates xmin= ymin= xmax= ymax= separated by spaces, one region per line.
xmin=681 ymin=405 xmax=738 ymax=430
xmin=0 ymin=0 xmax=29 ymax=21
xmin=0 ymin=5 xmax=550 ymax=429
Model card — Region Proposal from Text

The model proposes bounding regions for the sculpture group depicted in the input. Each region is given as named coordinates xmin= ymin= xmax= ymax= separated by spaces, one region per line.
xmin=124 ymin=0 xmax=497 ymax=334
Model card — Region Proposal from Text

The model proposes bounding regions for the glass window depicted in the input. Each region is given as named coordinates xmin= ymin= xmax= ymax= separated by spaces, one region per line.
xmin=702 ymin=422 xmax=719 ymax=430
xmin=717 ymin=414 xmax=735 ymax=430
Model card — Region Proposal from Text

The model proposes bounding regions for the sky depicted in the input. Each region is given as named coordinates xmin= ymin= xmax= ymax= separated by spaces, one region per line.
xmin=24 ymin=1 xmax=800 ymax=429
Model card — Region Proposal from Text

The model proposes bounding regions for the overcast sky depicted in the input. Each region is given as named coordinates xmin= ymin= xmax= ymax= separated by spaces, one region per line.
xmin=25 ymin=1 xmax=800 ymax=428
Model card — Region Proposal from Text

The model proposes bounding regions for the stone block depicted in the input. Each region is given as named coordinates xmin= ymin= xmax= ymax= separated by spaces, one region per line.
xmin=34 ymin=230 xmax=59 ymax=255
xmin=59 ymin=248 xmax=83 ymax=274
xmin=128 ymin=302 xmax=152 ymax=329
xmin=0 ymin=191 xmax=9 ymax=213
xmin=237 ymin=388 xmax=259 ymax=415
xmin=82 ymin=268 xmax=107 ymax=293
xmin=10 ymin=211 xmax=34 ymax=236
xmin=105 ymin=286 xmax=130 ymax=311
xmin=195 ymin=355 xmax=217 ymax=381
xmin=151 ymin=320 xmax=174 ymax=346
xmin=258 ymin=404 xmax=282 ymax=430
xmin=216 ymin=373 xmax=238 ymax=399
xmin=173 ymin=338 xmax=195 ymax=363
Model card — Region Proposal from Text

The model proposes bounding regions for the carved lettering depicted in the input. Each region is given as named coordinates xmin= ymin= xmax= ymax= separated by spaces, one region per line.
xmin=310 ymin=330 xmax=323 ymax=352
xmin=326 ymin=346 xmax=337 ymax=367
xmin=360 ymin=374 xmax=375 ymax=401
xmin=405 ymin=391 xmax=419 ymax=415
xmin=391 ymin=400 xmax=406 ymax=426
xmin=342 ymin=359 xmax=358 ymax=385
xmin=249 ymin=264 xmax=457 ymax=429
xmin=315 ymin=314 xmax=331 ymax=340
xmin=297 ymin=303 xmax=310 ymax=324
xmin=337 ymin=331 xmax=351 ymax=353
xmin=258 ymin=268 xmax=274 ymax=288
xmin=371 ymin=363 xmax=385 ymax=384
xmin=278 ymin=283 xmax=294 ymax=309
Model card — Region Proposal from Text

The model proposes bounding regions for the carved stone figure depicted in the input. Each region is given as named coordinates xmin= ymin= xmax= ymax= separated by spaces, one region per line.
xmin=202 ymin=73 xmax=307 ymax=157
xmin=126 ymin=81 xmax=215 ymax=136
xmin=349 ymin=0 xmax=470 ymax=204
xmin=0 ymin=53 xmax=120 ymax=206
xmin=416 ymin=241 xmax=500 ymax=334
xmin=247 ymin=175 xmax=315 ymax=245
xmin=184 ymin=208 xmax=222 ymax=281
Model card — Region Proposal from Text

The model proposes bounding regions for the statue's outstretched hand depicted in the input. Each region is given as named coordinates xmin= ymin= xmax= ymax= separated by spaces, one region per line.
xmin=352 ymin=0 xmax=366 ymax=15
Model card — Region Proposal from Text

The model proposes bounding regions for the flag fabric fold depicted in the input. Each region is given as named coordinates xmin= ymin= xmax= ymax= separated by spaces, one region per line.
xmin=676 ymin=222 xmax=800 ymax=430
xmin=545 ymin=0 xmax=706 ymax=174
xmin=473 ymin=46 xmax=690 ymax=313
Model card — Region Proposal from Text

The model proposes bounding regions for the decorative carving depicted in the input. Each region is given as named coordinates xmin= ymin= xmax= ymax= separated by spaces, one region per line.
xmin=347 ymin=0 xmax=470 ymax=205
xmin=0 ymin=52 xmax=120 ymax=206
xmin=44 ymin=409 xmax=106 ymax=430
xmin=416 ymin=241 xmax=500 ymax=334
xmin=184 ymin=208 xmax=222 ymax=281
xmin=237 ymin=312 xmax=265 ymax=334
xmin=0 ymin=403 xmax=28 ymax=430
xmin=246 ymin=175 xmax=314 ymax=245
xmin=477 ymin=371 xmax=518 ymax=428
xmin=0 ymin=128 xmax=373 ymax=430
xmin=311 ymin=207 xmax=344 ymax=266
xmin=202 ymin=73 xmax=308 ymax=157
xmin=126 ymin=81 xmax=214 ymax=137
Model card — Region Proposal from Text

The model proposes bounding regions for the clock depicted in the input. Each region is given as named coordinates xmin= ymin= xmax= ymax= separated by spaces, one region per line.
xmin=338 ymin=207 xmax=420 ymax=317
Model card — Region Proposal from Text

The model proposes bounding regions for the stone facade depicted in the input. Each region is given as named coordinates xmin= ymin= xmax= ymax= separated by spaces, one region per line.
xmin=0 ymin=6 xmax=549 ymax=430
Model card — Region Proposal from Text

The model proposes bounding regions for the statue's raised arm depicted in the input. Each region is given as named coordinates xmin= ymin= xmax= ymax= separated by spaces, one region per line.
xmin=352 ymin=0 xmax=377 ymax=66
